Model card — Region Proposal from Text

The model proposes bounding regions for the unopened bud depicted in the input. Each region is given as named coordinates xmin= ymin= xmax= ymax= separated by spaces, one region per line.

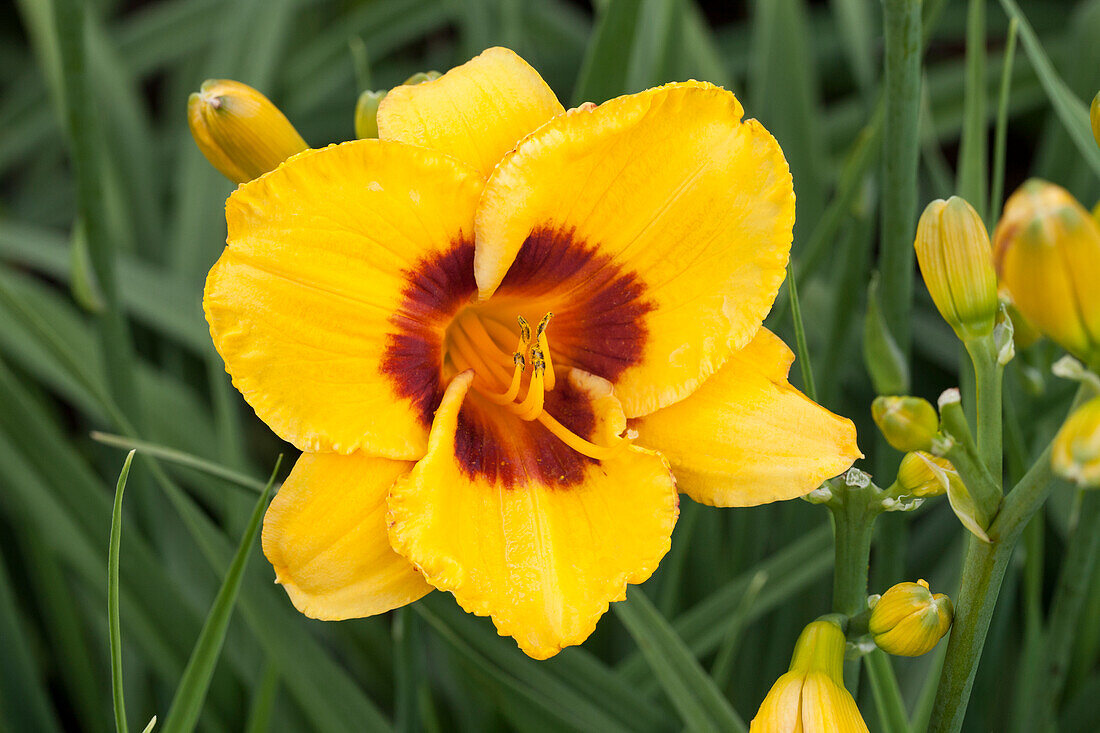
xmin=750 ymin=619 xmax=869 ymax=732
xmin=869 ymin=580 xmax=953 ymax=657
xmin=188 ymin=79 xmax=308 ymax=184
xmin=993 ymin=180 xmax=1100 ymax=369
xmin=896 ymin=451 xmax=955 ymax=498
xmin=915 ymin=197 xmax=999 ymax=341
xmin=354 ymin=90 xmax=386 ymax=139
xmin=1052 ymin=397 xmax=1100 ymax=488
xmin=872 ymin=396 xmax=939 ymax=453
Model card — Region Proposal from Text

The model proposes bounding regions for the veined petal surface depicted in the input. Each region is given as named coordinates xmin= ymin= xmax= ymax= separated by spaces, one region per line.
xmin=204 ymin=140 xmax=483 ymax=458
xmin=475 ymin=81 xmax=795 ymax=417
xmin=631 ymin=329 xmax=860 ymax=506
xmin=387 ymin=369 xmax=678 ymax=659
xmin=262 ymin=452 xmax=432 ymax=620
xmin=377 ymin=47 xmax=564 ymax=178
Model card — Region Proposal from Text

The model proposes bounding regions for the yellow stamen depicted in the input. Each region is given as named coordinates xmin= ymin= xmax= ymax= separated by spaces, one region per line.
xmin=448 ymin=324 xmax=511 ymax=389
xmin=513 ymin=352 xmax=546 ymax=421
xmin=536 ymin=411 xmax=632 ymax=460
xmin=482 ymin=352 xmax=526 ymax=405
xmin=536 ymin=312 xmax=556 ymax=391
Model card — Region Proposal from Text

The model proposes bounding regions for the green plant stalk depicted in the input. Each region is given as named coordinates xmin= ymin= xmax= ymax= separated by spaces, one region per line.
xmin=1042 ymin=491 xmax=1100 ymax=719
xmin=866 ymin=649 xmax=910 ymax=733
xmin=786 ymin=260 xmax=817 ymax=401
xmin=829 ymin=485 xmax=876 ymax=689
xmin=879 ymin=0 xmax=922 ymax=356
xmin=966 ymin=337 xmax=1004 ymax=481
xmin=929 ymin=387 xmax=1089 ymax=732
xmin=957 ymin=0 xmax=987 ymax=219
xmin=989 ymin=18 xmax=1019 ymax=222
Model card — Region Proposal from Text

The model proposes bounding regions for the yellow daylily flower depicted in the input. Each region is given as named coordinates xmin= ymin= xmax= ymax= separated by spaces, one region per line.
xmin=750 ymin=619 xmax=869 ymax=732
xmin=204 ymin=47 xmax=860 ymax=659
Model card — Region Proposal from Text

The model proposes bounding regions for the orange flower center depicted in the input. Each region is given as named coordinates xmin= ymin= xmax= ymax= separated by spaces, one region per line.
xmin=443 ymin=308 xmax=628 ymax=460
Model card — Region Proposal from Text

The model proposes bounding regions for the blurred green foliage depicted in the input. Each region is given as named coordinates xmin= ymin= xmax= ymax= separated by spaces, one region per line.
xmin=1 ymin=0 xmax=1099 ymax=730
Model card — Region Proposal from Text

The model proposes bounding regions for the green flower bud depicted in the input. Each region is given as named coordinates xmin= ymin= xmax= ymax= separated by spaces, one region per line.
xmin=872 ymin=396 xmax=939 ymax=453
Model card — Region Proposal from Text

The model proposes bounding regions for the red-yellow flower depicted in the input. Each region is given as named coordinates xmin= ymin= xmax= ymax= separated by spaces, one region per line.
xmin=203 ymin=47 xmax=860 ymax=659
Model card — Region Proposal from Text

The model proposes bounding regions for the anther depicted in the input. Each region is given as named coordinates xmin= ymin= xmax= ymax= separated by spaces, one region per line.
xmin=536 ymin=312 xmax=556 ymax=391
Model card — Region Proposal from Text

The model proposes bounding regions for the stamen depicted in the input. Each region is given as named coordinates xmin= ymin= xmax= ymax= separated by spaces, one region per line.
xmin=513 ymin=350 xmax=545 ymax=421
xmin=536 ymin=411 xmax=632 ymax=460
xmin=536 ymin=312 xmax=556 ymax=391
xmin=448 ymin=325 xmax=511 ymax=389
xmin=481 ymin=351 xmax=525 ymax=405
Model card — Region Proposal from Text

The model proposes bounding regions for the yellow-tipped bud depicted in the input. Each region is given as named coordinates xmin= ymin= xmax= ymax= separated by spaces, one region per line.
xmin=915 ymin=197 xmax=1000 ymax=341
xmin=354 ymin=90 xmax=386 ymax=139
xmin=1052 ymin=396 xmax=1100 ymax=488
xmin=751 ymin=619 xmax=868 ymax=732
xmin=187 ymin=79 xmax=307 ymax=184
xmin=993 ymin=180 xmax=1100 ymax=368
xmin=872 ymin=396 xmax=939 ymax=453
xmin=1092 ymin=91 xmax=1100 ymax=150
xmin=896 ymin=451 xmax=955 ymax=497
xmin=869 ymin=580 xmax=953 ymax=657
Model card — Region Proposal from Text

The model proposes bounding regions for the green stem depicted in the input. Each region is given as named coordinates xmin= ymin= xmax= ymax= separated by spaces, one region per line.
xmin=929 ymin=387 xmax=1091 ymax=732
xmin=830 ymin=485 xmax=877 ymax=689
xmin=928 ymin=537 xmax=1010 ymax=733
xmin=786 ymin=260 xmax=817 ymax=402
xmin=957 ymin=0 xmax=987 ymax=219
xmin=966 ymin=337 xmax=1004 ymax=482
xmin=989 ymin=18 xmax=1019 ymax=222
xmin=1043 ymin=491 xmax=1100 ymax=718
xmin=879 ymin=0 xmax=923 ymax=356
xmin=866 ymin=649 xmax=911 ymax=733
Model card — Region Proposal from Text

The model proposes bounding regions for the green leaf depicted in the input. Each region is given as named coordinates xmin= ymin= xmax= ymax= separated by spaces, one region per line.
xmin=161 ymin=456 xmax=283 ymax=733
xmin=996 ymin=0 xmax=1100 ymax=179
xmin=92 ymin=433 xmax=268 ymax=494
xmin=570 ymin=0 xmax=641 ymax=104
xmin=110 ymin=450 xmax=137 ymax=733
xmin=614 ymin=588 xmax=746 ymax=733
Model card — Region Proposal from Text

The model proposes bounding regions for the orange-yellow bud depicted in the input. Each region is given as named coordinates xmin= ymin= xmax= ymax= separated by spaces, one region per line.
xmin=750 ymin=620 xmax=869 ymax=733
xmin=915 ymin=197 xmax=1000 ymax=341
xmin=896 ymin=451 xmax=955 ymax=498
xmin=872 ymin=396 xmax=939 ymax=453
xmin=993 ymin=180 xmax=1100 ymax=368
xmin=187 ymin=79 xmax=307 ymax=184
xmin=869 ymin=580 xmax=953 ymax=657
xmin=1052 ymin=396 xmax=1100 ymax=488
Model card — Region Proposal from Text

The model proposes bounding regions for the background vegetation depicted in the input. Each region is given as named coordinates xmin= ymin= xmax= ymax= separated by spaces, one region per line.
xmin=1 ymin=0 xmax=1098 ymax=730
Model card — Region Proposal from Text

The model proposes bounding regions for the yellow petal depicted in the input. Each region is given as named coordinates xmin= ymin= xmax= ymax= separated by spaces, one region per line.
xmin=387 ymin=369 xmax=678 ymax=659
xmin=377 ymin=47 xmax=564 ymax=178
xmin=750 ymin=672 xmax=806 ymax=733
xmin=631 ymin=329 xmax=860 ymax=507
xmin=204 ymin=139 xmax=484 ymax=458
xmin=799 ymin=673 xmax=869 ymax=733
xmin=475 ymin=82 xmax=795 ymax=418
xmin=262 ymin=452 xmax=432 ymax=619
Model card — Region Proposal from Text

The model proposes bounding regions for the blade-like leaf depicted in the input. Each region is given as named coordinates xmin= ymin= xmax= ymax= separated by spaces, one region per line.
xmin=110 ymin=450 xmax=137 ymax=733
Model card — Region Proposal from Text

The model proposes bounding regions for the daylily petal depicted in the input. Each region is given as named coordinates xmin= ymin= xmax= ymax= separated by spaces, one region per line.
xmin=377 ymin=47 xmax=564 ymax=178
xmin=750 ymin=672 xmax=806 ymax=733
xmin=475 ymin=81 xmax=795 ymax=418
xmin=262 ymin=452 xmax=432 ymax=619
xmin=799 ymin=674 xmax=869 ymax=733
xmin=387 ymin=369 xmax=678 ymax=659
xmin=631 ymin=329 xmax=860 ymax=507
xmin=204 ymin=139 xmax=483 ymax=458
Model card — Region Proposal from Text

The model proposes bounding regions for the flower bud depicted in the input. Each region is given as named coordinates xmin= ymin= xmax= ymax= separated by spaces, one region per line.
xmin=871 ymin=396 xmax=939 ymax=453
xmin=1052 ymin=396 xmax=1100 ymax=488
xmin=354 ymin=90 xmax=386 ymax=139
xmin=914 ymin=197 xmax=1000 ymax=341
xmin=993 ymin=180 xmax=1100 ymax=368
xmin=869 ymin=580 xmax=953 ymax=657
xmin=187 ymin=79 xmax=307 ymax=184
xmin=896 ymin=451 xmax=955 ymax=497
xmin=750 ymin=620 xmax=869 ymax=733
